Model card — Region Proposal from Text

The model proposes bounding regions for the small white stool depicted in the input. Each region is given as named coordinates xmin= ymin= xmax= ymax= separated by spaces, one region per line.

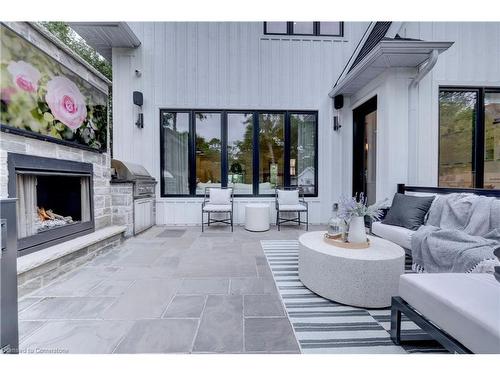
xmin=245 ymin=204 xmax=270 ymax=232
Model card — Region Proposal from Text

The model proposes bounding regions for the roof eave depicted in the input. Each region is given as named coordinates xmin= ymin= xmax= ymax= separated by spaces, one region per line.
xmin=68 ymin=22 xmax=141 ymax=62
xmin=329 ymin=39 xmax=454 ymax=97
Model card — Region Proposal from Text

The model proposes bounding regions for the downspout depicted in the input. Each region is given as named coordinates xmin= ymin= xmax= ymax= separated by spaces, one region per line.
xmin=407 ymin=48 xmax=440 ymax=185
xmin=410 ymin=49 xmax=439 ymax=87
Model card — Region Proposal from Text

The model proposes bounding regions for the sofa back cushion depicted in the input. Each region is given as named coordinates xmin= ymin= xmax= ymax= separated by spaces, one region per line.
xmin=382 ymin=193 xmax=435 ymax=231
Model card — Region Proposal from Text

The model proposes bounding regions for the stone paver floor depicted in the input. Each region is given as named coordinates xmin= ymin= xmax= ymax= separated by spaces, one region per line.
xmin=17 ymin=225 xmax=324 ymax=353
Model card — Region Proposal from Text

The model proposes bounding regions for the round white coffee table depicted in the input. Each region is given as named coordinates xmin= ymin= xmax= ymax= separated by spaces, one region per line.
xmin=298 ymin=231 xmax=405 ymax=308
xmin=245 ymin=203 xmax=270 ymax=232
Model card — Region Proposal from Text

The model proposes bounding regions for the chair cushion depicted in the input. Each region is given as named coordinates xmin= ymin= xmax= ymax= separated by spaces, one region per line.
xmin=277 ymin=190 xmax=299 ymax=205
xmin=372 ymin=221 xmax=414 ymax=250
xmin=382 ymin=193 xmax=435 ymax=230
xmin=203 ymin=204 xmax=232 ymax=212
xmin=259 ymin=182 xmax=274 ymax=194
xmin=279 ymin=204 xmax=307 ymax=211
xmin=209 ymin=188 xmax=231 ymax=205
xmin=399 ymin=273 xmax=500 ymax=354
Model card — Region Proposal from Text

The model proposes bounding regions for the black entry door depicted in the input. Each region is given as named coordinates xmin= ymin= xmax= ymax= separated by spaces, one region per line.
xmin=353 ymin=96 xmax=377 ymax=205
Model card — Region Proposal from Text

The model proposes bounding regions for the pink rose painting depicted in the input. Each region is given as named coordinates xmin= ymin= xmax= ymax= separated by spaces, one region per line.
xmin=7 ymin=60 xmax=41 ymax=93
xmin=46 ymin=76 xmax=88 ymax=130
xmin=1 ymin=25 xmax=107 ymax=151
xmin=0 ymin=87 xmax=17 ymax=103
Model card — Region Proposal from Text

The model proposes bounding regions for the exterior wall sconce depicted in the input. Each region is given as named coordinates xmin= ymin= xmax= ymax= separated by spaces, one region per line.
xmin=133 ymin=91 xmax=144 ymax=128
xmin=333 ymin=115 xmax=342 ymax=131
xmin=333 ymin=94 xmax=343 ymax=132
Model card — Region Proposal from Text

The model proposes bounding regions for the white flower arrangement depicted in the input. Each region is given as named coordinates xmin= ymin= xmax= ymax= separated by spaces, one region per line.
xmin=338 ymin=193 xmax=389 ymax=222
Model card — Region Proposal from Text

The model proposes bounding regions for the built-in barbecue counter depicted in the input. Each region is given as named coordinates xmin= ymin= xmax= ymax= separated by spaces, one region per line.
xmin=110 ymin=159 xmax=157 ymax=236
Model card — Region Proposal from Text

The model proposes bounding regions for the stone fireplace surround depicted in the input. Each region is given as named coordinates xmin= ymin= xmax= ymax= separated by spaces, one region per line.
xmin=7 ymin=152 xmax=95 ymax=256
xmin=0 ymin=22 xmax=127 ymax=296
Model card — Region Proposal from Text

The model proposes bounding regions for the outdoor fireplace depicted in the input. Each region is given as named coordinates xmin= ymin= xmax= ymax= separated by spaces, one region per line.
xmin=8 ymin=153 xmax=94 ymax=256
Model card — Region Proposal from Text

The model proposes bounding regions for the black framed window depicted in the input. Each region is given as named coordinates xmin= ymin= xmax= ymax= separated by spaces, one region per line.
xmin=160 ymin=111 xmax=190 ymax=196
xmin=263 ymin=22 xmax=288 ymax=35
xmin=264 ymin=22 xmax=343 ymax=37
xmin=160 ymin=109 xmax=318 ymax=197
xmin=290 ymin=113 xmax=317 ymax=195
xmin=227 ymin=113 xmax=254 ymax=195
xmin=195 ymin=112 xmax=222 ymax=194
xmin=259 ymin=113 xmax=285 ymax=193
xmin=291 ymin=22 xmax=314 ymax=35
xmin=439 ymin=87 xmax=500 ymax=189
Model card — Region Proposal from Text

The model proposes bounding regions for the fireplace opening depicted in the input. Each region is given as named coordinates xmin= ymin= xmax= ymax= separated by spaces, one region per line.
xmin=16 ymin=173 xmax=92 ymax=238
xmin=8 ymin=153 xmax=95 ymax=255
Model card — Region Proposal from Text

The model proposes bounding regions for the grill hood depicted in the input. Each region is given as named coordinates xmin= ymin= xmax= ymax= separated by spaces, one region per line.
xmin=111 ymin=159 xmax=155 ymax=182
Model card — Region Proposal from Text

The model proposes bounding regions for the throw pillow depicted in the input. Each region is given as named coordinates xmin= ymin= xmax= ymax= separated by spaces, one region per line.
xmin=278 ymin=190 xmax=299 ymax=206
xmin=209 ymin=188 xmax=231 ymax=205
xmin=382 ymin=193 xmax=435 ymax=231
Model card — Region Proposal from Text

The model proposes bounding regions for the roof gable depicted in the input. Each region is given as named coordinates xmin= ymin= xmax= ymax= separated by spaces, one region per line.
xmin=348 ymin=22 xmax=392 ymax=73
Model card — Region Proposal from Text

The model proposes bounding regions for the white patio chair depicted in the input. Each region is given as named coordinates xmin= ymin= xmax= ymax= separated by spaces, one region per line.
xmin=201 ymin=187 xmax=234 ymax=232
xmin=275 ymin=186 xmax=308 ymax=231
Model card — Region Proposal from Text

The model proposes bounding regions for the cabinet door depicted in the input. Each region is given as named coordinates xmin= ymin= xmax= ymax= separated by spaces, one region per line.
xmin=134 ymin=199 xmax=154 ymax=234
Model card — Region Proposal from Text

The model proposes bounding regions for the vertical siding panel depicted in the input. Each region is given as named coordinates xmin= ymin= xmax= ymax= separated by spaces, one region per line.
xmin=113 ymin=21 xmax=374 ymax=224
xmin=197 ymin=23 xmax=208 ymax=106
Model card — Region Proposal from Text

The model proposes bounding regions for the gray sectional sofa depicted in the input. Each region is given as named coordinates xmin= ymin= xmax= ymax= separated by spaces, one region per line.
xmin=378 ymin=184 xmax=500 ymax=354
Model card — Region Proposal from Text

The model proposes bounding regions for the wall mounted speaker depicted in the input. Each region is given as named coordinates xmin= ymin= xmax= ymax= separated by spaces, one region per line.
xmin=334 ymin=95 xmax=344 ymax=110
xmin=133 ymin=91 xmax=143 ymax=106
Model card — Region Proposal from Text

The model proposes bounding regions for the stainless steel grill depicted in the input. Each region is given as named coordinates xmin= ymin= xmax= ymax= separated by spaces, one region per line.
xmin=111 ymin=159 xmax=157 ymax=234
xmin=111 ymin=159 xmax=157 ymax=198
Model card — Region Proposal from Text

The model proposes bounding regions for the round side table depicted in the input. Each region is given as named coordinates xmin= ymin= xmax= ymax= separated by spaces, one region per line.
xmin=298 ymin=231 xmax=405 ymax=308
xmin=245 ymin=204 xmax=270 ymax=232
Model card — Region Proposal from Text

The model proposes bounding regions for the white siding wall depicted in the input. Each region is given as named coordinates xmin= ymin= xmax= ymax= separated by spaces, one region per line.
xmin=112 ymin=22 xmax=369 ymax=225
xmin=339 ymin=22 xmax=500 ymax=204
xmin=401 ymin=22 xmax=500 ymax=186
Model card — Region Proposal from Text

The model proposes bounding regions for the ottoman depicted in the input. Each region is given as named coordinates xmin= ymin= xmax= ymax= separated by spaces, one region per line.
xmin=245 ymin=204 xmax=270 ymax=232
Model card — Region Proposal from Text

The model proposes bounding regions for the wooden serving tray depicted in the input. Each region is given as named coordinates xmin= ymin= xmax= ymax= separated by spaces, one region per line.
xmin=323 ymin=233 xmax=370 ymax=249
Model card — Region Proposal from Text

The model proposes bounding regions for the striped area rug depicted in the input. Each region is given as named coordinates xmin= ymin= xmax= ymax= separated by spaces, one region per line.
xmin=261 ymin=240 xmax=447 ymax=354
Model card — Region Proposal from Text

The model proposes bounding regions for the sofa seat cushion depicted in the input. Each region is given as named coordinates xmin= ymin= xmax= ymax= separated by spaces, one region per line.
xmin=372 ymin=221 xmax=414 ymax=250
xmin=399 ymin=273 xmax=500 ymax=354
xmin=203 ymin=204 xmax=232 ymax=212
xmin=278 ymin=204 xmax=307 ymax=211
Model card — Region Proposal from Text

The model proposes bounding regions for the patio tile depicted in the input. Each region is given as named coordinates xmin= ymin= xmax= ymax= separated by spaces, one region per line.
xmin=241 ymin=242 xmax=266 ymax=256
xmin=109 ymin=265 xmax=178 ymax=280
xmin=230 ymin=277 xmax=278 ymax=295
xmin=19 ymin=321 xmax=46 ymax=341
xmin=177 ymin=278 xmax=229 ymax=295
xmin=85 ymin=248 xmax=134 ymax=266
xmin=30 ymin=271 xmax=107 ymax=297
xmin=156 ymin=229 xmax=186 ymax=238
xmin=102 ymin=279 xmax=179 ymax=320
xmin=193 ymin=295 xmax=243 ymax=353
xmin=113 ymin=248 xmax=166 ymax=267
xmin=163 ymin=295 xmax=206 ymax=318
xmin=114 ymin=319 xmax=198 ymax=353
xmin=20 ymin=320 xmax=134 ymax=354
xmin=87 ymin=279 xmax=134 ymax=297
xmin=18 ymin=297 xmax=43 ymax=312
xmin=243 ymin=295 xmax=285 ymax=317
xmin=151 ymin=256 xmax=180 ymax=268
xmin=244 ymin=318 xmax=300 ymax=353
xmin=19 ymin=297 xmax=116 ymax=320
xmin=199 ymin=232 xmax=234 ymax=238
xmin=175 ymin=254 xmax=257 ymax=278
xmin=255 ymin=256 xmax=273 ymax=278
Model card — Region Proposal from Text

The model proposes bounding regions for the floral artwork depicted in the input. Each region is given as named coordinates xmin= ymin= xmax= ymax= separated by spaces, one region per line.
xmin=0 ymin=25 xmax=108 ymax=151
